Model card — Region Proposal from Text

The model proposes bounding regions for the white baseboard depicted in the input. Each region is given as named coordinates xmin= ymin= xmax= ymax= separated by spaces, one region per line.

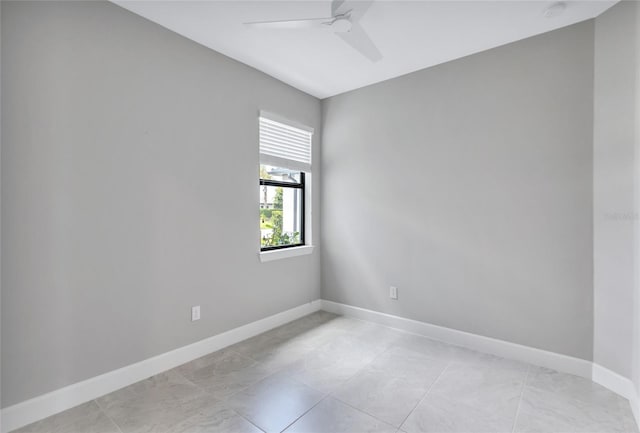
xmin=592 ymin=363 xmax=640 ymax=428
xmin=320 ymin=300 xmax=640 ymax=429
xmin=321 ymin=300 xmax=593 ymax=378
xmin=592 ymin=363 xmax=636 ymax=401
xmin=4 ymin=299 xmax=639 ymax=432
xmin=1 ymin=300 xmax=322 ymax=433
xmin=633 ymin=394 xmax=640 ymax=431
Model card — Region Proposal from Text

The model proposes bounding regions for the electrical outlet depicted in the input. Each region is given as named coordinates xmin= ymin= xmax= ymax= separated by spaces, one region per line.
xmin=390 ymin=286 xmax=398 ymax=300
xmin=191 ymin=305 xmax=201 ymax=321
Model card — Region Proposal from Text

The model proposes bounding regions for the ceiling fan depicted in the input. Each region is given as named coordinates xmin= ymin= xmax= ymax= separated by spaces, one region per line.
xmin=243 ymin=0 xmax=382 ymax=62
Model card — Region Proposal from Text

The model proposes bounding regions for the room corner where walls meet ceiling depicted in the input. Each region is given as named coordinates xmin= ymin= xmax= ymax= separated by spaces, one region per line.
xmin=113 ymin=0 xmax=617 ymax=99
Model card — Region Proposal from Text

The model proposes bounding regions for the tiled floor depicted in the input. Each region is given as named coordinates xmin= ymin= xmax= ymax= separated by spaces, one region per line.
xmin=14 ymin=311 xmax=639 ymax=433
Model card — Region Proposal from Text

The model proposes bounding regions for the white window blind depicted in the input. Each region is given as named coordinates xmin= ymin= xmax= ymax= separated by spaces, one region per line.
xmin=259 ymin=112 xmax=313 ymax=172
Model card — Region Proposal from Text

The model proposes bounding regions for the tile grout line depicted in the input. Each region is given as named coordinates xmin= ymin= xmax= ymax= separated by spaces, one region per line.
xmin=232 ymin=409 xmax=268 ymax=433
xmin=93 ymin=316 xmax=444 ymax=433
xmin=224 ymin=360 xmax=331 ymax=433
xmin=172 ymin=365 xmax=210 ymax=395
xmin=510 ymin=364 xmax=531 ymax=433
xmin=331 ymin=394 xmax=402 ymax=430
xmin=93 ymin=399 xmax=124 ymax=433
xmin=94 ymin=365 xmax=232 ymax=433
xmin=228 ymin=347 xmax=262 ymax=364
xmin=226 ymin=369 xmax=293 ymax=407
xmin=323 ymin=341 xmax=395 ymax=393
xmin=293 ymin=343 xmax=401 ymax=430
xmin=17 ymin=313 xmax=564 ymax=433
xmin=184 ymin=348 xmax=292 ymax=402
xmin=397 ymin=360 xmax=453 ymax=431
xmin=16 ymin=314 xmax=430 ymax=433
xmin=287 ymin=325 xmax=456 ymax=431
xmin=232 ymin=325 xmax=403 ymax=432
xmin=278 ymin=393 xmax=332 ymax=432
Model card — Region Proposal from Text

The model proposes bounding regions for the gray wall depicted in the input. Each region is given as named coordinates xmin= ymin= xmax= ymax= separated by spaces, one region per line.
xmin=321 ymin=21 xmax=595 ymax=360
xmin=635 ymin=0 xmax=640 ymax=402
xmin=0 ymin=0 xmax=3 ymax=418
xmin=593 ymin=0 xmax=638 ymax=380
xmin=1 ymin=1 xmax=321 ymax=407
xmin=4 ymin=0 xmax=638 ymax=412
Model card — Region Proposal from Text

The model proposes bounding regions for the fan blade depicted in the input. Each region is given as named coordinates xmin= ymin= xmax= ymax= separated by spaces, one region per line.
xmin=336 ymin=22 xmax=382 ymax=62
xmin=332 ymin=0 xmax=346 ymax=16
xmin=244 ymin=17 xmax=333 ymax=30
xmin=332 ymin=0 xmax=373 ymax=21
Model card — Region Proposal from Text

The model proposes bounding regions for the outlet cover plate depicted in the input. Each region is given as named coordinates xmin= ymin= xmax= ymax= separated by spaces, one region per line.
xmin=191 ymin=306 xmax=201 ymax=321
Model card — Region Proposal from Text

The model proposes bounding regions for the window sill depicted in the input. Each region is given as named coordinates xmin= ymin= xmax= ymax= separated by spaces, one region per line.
xmin=259 ymin=245 xmax=314 ymax=262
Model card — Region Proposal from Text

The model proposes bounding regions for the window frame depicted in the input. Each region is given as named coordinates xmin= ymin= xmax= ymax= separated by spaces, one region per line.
xmin=259 ymin=171 xmax=306 ymax=252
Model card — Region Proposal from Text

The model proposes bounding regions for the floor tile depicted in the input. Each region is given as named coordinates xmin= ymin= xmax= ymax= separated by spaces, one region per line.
xmin=176 ymin=349 xmax=271 ymax=399
xmin=164 ymin=400 xmax=263 ymax=433
xmin=333 ymin=347 xmax=449 ymax=427
xmin=10 ymin=313 xmax=640 ymax=433
xmin=13 ymin=401 xmax=119 ymax=433
xmin=286 ymin=335 xmax=382 ymax=393
xmin=401 ymin=361 xmax=527 ymax=433
xmin=96 ymin=370 xmax=211 ymax=433
xmin=455 ymin=351 xmax=531 ymax=373
xmin=229 ymin=328 xmax=314 ymax=373
xmin=271 ymin=311 xmax=340 ymax=341
xmin=226 ymin=372 xmax=324 ymax=433
xmin=624 ymin=406 xmax=640 ymax=433
xmin=514 ymin=367 xmax=637 ymax=433
xmin=391 ymin=335 xmax=467 ymax=362
xmin=231 ymin=311 xmax=339 ymax=360
xmin=515 ymin=386 xmax=633 ymax=433
xmin=526 ymin=366 xmax=627 ymax=404
xmin=314 ymin=316 xmax=375 ymax=333
xmin=284 ymin=397 xmax=396 ymax=433
xmin=351 ymin=321 xmax=414 ymax=349
xmin=283 ymin=314 xmax=352 ymax=349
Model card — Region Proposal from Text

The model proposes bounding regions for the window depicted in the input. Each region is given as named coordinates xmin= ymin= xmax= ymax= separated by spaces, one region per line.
xmin=259 ymin=113 xmax=312 ymax=251
xmin=259 ymin=167 xmax=305 ymax=249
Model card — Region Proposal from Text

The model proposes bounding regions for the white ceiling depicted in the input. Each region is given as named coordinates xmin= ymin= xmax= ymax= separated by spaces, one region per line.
xmin=114 ymin=0 xmax=616 ymax=99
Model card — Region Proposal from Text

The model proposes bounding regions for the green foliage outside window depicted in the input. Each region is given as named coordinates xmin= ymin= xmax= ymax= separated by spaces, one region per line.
xmin=261 ymin=187 xmax=300 ymax=247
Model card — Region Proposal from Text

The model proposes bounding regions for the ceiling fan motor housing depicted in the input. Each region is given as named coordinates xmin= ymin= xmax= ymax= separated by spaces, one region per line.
xmin=331 ymin=16 xmax=353 ymax=33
